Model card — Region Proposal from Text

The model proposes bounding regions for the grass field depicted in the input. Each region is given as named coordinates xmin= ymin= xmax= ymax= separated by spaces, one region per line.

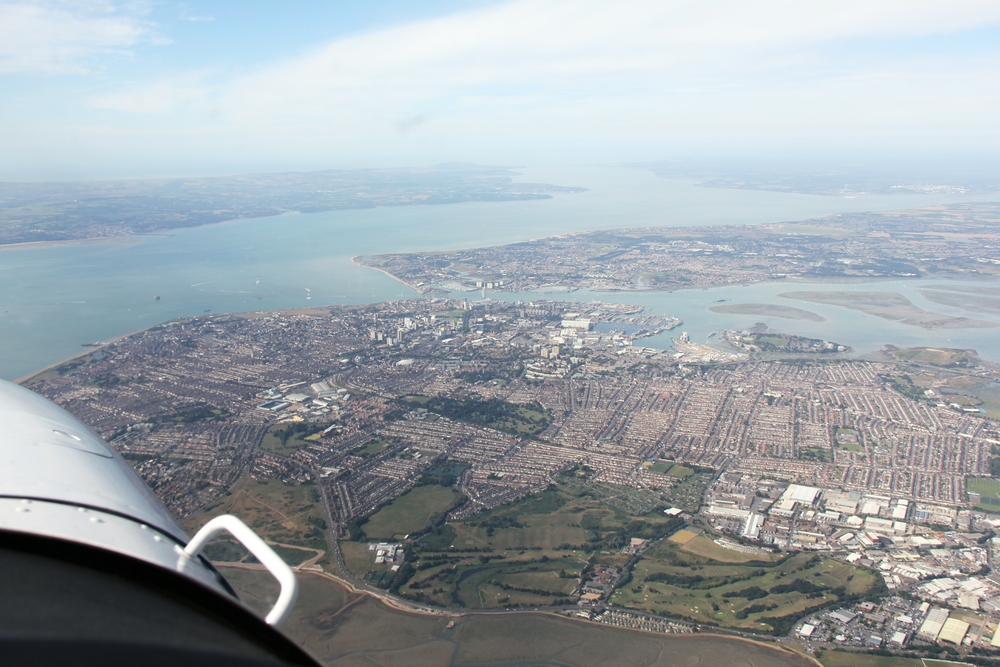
xmin=417 ymin=552 xmax=583 ymax=609
xmin=890 ymin=347 xmax=973 ymax=367
xmin=361 ymin=485 xmax=461 ymax=539
xmin=183 ymin=477 xmax=329 ymax=551
xmin=610 ymin=538 xmax=882 ymax=634
xmin=757 ymin=334 xmax=791 ymax=349
xmin=646 ymin=460 xmax=696 ymax=477
xmin=340 ymin=540 xmax=386 ymax=577
xmin=447 ymin=508 xmax=587 ymax=551
xmin=976 ymin=396 xmax=1000 ymax=420
xmin=679 ymin=535 xmax=779 ymax=563
xmin=967 ymin=477 xmax=1000 ymax=513
xmin=402 ymin=394 xmax=552 ymax=436
xmin=898 ymin=371 xmax=999 ymax=416
xmin=645 ymin=460 xmax=696 ymax=478
xmin=835 ymin=428 xmax=864 ymax=452
xmin=669 ymin=530 xmax=697 ymax=544
xmin=968 ymin=476 xmax=1000 ymax=511
xmin=800 ymin=446 xmax=833 ymax=462
xmin=350 ymin=438 xmax=391 ymax=458
xmin=210 ymin=541 xmax=318 ymax=567
xmin=381 ymin=470 xmax=685 ymax=609
xmin=260 ymin=422 xmax=331 ymax=457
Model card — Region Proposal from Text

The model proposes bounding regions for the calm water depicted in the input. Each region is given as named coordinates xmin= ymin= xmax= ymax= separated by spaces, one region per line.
xmin=2 ymin=164 xmax=997 ymax=380
xmin=490 ymin=278 xmax=1000 ymax=360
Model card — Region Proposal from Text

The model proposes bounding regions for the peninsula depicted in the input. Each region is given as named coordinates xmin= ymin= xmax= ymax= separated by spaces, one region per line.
xmin=354 ymin=203 xmax=1000 ymax=295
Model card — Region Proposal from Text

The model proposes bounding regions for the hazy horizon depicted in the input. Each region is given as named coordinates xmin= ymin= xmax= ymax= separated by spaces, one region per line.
xmin=2 ymin=1 xmax=999 ymax=181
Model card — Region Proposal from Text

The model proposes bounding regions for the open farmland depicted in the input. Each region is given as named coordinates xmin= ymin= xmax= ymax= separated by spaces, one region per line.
xmin=610 ymin=538 xmax=883 ymax=634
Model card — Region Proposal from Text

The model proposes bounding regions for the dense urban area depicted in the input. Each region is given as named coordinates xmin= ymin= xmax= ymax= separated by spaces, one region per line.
xmin=356 ymin=203 xmax=1000 ymax=299
xmin=22 ymin=289 xmax=1000 ymax=664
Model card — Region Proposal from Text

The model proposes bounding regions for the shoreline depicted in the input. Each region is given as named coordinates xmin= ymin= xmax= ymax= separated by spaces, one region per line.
xmin=350 ymin=256 xmax=435 ymax=294
xmin=268 ymin=567 xmax=821 ymax=665
xmin=15 ymin=270 xmax=1000 ymax=384
xmin=13 ymin=301 xmax=376 ymax=385
xmin=0 ymin=235 xmax=148 ymax=251
xmin=349 ymin=263 xmax=964 ymax=300
xmin=14 ymin=322 xmax=164 ymax=385
xmin=0 ymin=212 xmax=296 ymax=251
xmin=0 ymin=186 xmax=587 ymax=252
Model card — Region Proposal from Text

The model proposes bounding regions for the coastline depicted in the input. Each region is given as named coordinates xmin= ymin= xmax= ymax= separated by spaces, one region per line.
xmin=14 ymin=321 xmax=165 ymax=385
xmin=0 ymin=235 xmax=146 ymax=251
xmin=0 ymin=185 xmax=586 ymax=253
xmin=349 ymin=263 xmax=946 ymax=299
xmin=17 ymin=269 xmax=999 ymax=386
xmin=0 ymin=210 xmax=313 ymax=252
xmin=13 ymin=302 xmax=381 ymax=385
xmin=350 ymin=256 xmax=436 ymax=294
xmin=257 ymin=566 xmax=821 ymax=665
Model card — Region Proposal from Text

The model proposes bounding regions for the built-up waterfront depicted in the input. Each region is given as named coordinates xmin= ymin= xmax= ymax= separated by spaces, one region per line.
xmin=3 ymin=164 xmax=994 ymax=381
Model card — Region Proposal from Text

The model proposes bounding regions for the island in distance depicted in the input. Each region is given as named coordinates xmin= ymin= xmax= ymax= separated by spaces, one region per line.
xmin=640 ymin=161 xmax=1000 ymax=197
xmin=0 ymin=163 xmax=585 ymax=246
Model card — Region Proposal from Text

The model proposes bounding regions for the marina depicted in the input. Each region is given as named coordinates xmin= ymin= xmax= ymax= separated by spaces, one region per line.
xmin=2 ymin=165 xmax=997 ymax=381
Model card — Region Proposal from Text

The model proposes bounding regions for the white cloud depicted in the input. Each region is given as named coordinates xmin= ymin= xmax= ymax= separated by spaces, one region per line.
xmin=178 ymin=4 xmax=212 ymax=23
xmin=0 ymin=1 xmax=152 ymax=74
xmin=197 ymin=0 xmax=1000 ymax=142
xmin=89 ymin=72 xmax=210 ymax=112
xmin=10 ymin=0 xmax=1000 ymax=173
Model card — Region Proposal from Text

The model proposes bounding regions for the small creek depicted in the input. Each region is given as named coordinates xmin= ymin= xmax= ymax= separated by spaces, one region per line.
xmin=450 ymin=566 xmax=489 ymax=607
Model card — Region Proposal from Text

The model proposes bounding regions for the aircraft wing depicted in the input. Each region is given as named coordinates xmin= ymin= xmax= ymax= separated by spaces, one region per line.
xmin=0 ymin=379 xmax=322 ymax=666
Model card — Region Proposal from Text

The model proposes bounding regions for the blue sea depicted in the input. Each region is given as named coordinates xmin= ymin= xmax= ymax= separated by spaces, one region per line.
xmin=2 ymin=164 xmax=998 ymax=380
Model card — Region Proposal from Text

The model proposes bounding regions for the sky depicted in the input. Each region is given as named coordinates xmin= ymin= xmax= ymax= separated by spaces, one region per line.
xmin=1 ymin=0 xmax=1000 ymax=180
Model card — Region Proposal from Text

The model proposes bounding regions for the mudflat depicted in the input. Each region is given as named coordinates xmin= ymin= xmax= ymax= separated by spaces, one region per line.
xmin=922 ymin=284 xmax=1000 ymax=297
xmin=779 ymin=291 xmax=998 ymax=329
xmin=918 ymin=287 xmax=1000 ymax=315
xmin=221 ymin=568 xmax=815 ymax=667
xmin=709 ymin=302 xmax=825 ymax=321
